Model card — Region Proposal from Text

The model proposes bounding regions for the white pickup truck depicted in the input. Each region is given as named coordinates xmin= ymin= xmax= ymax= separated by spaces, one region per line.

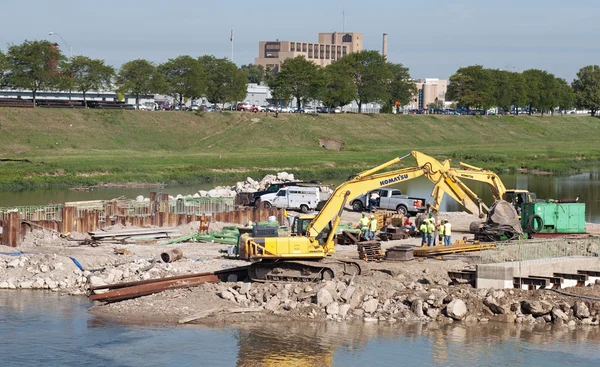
xmin=260 ymin=186 xmax=322 ymax=213
xmin=351 ymin=188 xmax=426 ymax=215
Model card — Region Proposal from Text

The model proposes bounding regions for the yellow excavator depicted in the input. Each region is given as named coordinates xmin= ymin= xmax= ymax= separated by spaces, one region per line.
xmin=238 ymin=151 xmax=496 ymax=281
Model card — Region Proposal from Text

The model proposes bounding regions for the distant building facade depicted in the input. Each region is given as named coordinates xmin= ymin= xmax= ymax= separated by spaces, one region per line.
xmin=254 ymin=32 xmax=363 ymax=72
xmin=409 ymin=78 xmax=448 ymax=110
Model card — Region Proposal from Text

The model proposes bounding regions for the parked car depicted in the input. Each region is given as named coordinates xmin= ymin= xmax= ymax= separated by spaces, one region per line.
xmin=332 ymin=107 xmax=342 ymax=113
xmin=302 ymin=106 xmax=316 ymax=114
xmin=236 ymin=103 xmax=259 ymax=112
xmin=351 ymin=188 xmax=426 ymax=215
xmin=279 ymin=106 xmax=293 ymax=113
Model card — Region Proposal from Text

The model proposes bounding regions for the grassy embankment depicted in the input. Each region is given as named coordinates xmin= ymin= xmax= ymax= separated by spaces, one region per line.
xmin=0 ymin=108 xmax=598 ymax=190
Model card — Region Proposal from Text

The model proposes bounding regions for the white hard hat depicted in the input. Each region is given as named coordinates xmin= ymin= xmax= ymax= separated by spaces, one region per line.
xmin=370 ymin=215 xmax=375 ymax=218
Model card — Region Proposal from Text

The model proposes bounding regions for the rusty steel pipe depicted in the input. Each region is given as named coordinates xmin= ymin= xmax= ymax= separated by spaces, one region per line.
xmin=161 ymin=248 xmax=183 ymax=263
xmin=89 ymin=274 xmax=220 ymax=302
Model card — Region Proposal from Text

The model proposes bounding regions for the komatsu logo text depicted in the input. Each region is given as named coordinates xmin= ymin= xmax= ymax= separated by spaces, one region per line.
xmin=380 ymin=174 xmax=409 ymax=186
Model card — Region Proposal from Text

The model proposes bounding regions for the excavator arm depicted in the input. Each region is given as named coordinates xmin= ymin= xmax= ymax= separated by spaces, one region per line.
xmin=306 ymin=151 xmax=490 ymax=254
xmin=452 ymin=161 xmax=507 ymax=201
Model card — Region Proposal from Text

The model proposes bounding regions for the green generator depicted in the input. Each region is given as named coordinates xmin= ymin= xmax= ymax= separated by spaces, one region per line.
xmin=521 ymin=202 xmax=586 ymax=235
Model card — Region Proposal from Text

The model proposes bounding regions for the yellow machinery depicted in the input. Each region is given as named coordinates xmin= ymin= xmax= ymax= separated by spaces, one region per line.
xmin=239 ymin=151 xmax=492 ymax=281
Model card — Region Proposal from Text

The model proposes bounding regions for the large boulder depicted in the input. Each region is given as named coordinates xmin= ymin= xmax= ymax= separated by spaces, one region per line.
xmin=446 ymin=299 xmax=467 ymax=320
xmin=521 ymin=300 xmax=552 ymax=317
xmin=341 ymin=286 xmax=356 ymax=302
xmin=362 ymin=298 xmax=379 ymax=314
xmin=217 ymin=290 xmax=236 ymax=302
xmin=316 ymin=288 xmax=334 ymax=307
xmin=573 ymin=302 xmax=591 ymax=319
xmin=411 ymin=299 xmax=424 ymax=317
xmin=484 ymin=296 xmax=506 ymax=315
xmin=551 ymin=308 xmax=569 ymax=323
xmin=326 ymin=302 xmax=340 ymax=316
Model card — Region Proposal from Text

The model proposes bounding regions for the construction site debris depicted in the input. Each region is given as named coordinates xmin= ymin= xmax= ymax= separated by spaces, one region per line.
xmin=357 ymin=242 xmax=385 ymax=262
xmin=161 ymin=248 xmax=183 ymax=263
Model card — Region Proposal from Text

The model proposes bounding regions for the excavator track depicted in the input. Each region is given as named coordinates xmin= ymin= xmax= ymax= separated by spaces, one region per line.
xmin=248 ymin=259 xmax=362 ymax=282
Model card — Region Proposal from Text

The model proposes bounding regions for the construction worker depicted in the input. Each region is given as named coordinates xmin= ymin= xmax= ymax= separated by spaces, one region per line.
xmin=443 ymin=219 xmax=452 ymax=246
xmin=426 ymin=215 xmax=435 ymax=247
xmin=438 ymin=220 xmax=445 ymax=245
xmin=359 ymin=213 xmax=370 ymax=240
xmin=368 ymin=191 xmax=380 ymax=212
xmin=368 ymin=214 xmax=378 ymax=241
xmin=403 ymin=214 xmax=415 ymax=232
xmin=419 ymin=220 xmax=427 ymax=246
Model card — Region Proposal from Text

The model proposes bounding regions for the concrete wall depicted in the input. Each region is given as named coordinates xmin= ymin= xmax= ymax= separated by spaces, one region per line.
xmin=476 ymin=257 xmax=600 ymax=289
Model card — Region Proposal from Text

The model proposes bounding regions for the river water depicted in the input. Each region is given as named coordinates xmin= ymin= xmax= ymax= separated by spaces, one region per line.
xmin=1 ymin=291 xmax=599 ymax=367
xmin=1 ymin=171 xmax=599 ymax=223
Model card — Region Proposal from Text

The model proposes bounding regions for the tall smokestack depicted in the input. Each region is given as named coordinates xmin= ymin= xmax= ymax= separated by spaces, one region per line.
xmin=382 ymin=33 xmax=388 ymax=59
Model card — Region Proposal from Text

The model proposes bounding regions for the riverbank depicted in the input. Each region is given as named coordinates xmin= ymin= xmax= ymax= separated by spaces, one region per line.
xmin=1 ymin=108 xmax=599 ymax=190
xmin=2 ymin=209 xmax=600 ymax=330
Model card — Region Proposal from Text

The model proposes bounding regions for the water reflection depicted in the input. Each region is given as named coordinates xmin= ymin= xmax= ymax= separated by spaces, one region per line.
xmin=1 ymin=291 xmax=600 ymax=367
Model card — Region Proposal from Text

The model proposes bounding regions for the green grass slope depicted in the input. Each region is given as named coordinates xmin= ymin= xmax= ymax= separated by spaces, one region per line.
xmin=0 ymin=108 xmax=597 ymax=190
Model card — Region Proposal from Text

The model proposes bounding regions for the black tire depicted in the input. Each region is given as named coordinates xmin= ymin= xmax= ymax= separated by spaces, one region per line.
xmin=263 ymin=201 xmax=272 ymax=209
xmin=300 ymin=204 xmax=309 ymax=213
xmin=352 ymin=200 xmax=364 ymax=212
xmin=396 ymin=205 xmax=408 ymax=216
xmin=527 ymin=214 xmax=543 ymax=234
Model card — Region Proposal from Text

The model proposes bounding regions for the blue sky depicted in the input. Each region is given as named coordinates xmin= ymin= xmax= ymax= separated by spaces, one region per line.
xmin=2 ymin=0 xmax=598 ymax=81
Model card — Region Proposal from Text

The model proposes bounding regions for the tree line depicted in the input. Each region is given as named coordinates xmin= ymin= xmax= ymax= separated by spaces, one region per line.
xmin=267 ymin=51 xmax=415 ymax=113
xmin=447 ymin=65 xmax=600 ymax=116
xmin=0 ymin=40 xmax=249 ymax=108
xmin=0 ymin=40 xmax=415 ymax=113
xmin=2 ymin=39 xmax=600 ymax=115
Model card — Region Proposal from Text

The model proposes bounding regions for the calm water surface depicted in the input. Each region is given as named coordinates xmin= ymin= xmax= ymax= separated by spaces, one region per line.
xmin=0 ymin=171 xmax=599 ymax=223
xmin=1 ymin=291 xmax=599 ymax=367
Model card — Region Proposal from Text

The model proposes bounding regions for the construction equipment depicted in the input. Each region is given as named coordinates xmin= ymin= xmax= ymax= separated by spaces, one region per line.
xmin=442 ymin=161 xmax=586 ymax=240
xmin=237 ymin=151 xmax=506 ymax=281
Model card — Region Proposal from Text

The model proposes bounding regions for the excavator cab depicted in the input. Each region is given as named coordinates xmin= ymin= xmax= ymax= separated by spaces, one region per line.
xmin=292 ymin=215 xmax=332 ymax=246
xmin=503 ymin=190 xmax=536 ymax=215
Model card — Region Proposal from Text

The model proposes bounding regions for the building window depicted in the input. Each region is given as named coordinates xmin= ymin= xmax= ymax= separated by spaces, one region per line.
xmin=265 ymin=42 xmax=281 ymax=58
xmin=290 ymin=42 xmax=295 ymax=51
xmin=326 ymin=45 xmax=330 ymax=52
xmin=308 ymin=44 xmax=313 ymax=52
xmin=343 ymin=46 xmax=347 ymax=55
xmin=302 ymin=43 xmax=307 ymax=52
xmin=342 ymin=34 xmax=352 ymax=43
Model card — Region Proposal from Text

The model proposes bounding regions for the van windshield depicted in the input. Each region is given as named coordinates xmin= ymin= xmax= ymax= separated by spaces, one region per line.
xmin=277 ymin=190 xmax=287 ymax=197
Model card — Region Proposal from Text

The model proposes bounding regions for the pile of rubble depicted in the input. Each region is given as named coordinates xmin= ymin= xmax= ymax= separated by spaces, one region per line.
xmin=131 ymin=172 xmax=297 ymax=201
xmin=207 ymin=271 xmax=600 ymax=327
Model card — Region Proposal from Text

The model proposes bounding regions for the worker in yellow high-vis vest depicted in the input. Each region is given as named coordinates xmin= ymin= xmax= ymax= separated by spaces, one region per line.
xmin=359 ymin=213 xmax=370 ymax=240
xmin=419 ymin=221 xmax=427 ymax=246
xmin=426 ymin=214 xmax=435 ymax=247
xmin=443 ymin=219 xmax=452 ymax=246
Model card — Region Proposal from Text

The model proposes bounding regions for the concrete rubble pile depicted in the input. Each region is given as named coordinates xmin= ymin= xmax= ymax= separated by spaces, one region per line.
xmin=130 ymin=172 xmax=297 ymax=201
xmin=207 ymin=271 xmax=600 ymax=327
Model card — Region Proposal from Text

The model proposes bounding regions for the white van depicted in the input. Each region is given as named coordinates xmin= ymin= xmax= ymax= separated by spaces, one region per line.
xmin=260 ymin=186 xmax=320 ymax=213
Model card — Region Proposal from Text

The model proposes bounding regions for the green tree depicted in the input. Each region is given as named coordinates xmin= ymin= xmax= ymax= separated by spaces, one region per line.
xmin=446 ymin=65 xmax=494 ymax=112
xmin=386 ymin=63 xmax=416 ymax=114
xmin=539 ymin=72 xmax=559 ymax=116
xmin=6 ymin=40 xmax=64 ymax=107
xmin=320 ymin=61 xmax=356 ymax=111
xmin=339 ymin=51 xmax=391 ymax=113
xmin=240 ymin=64 xmax=265 ymax=84
xmin=159 ymin=56 xmax=205 ymax=106
xmin=509 ymin=72 xmax=527 ymax=115
xmin=117 ymin=59 xmax=163 ymax=109
xmin=267 ymin=56 xmax=323 ymax=110
xmin=0 ymin=51 xmax=9 ymax=88
xmin=572 ymin=65 xmax=600 ymax=116
xmin=522 ymin=69 xmax=545 ymax=115
xmin=199 ymin=56 xmax=248 ymax=108
xmin=64 ymin=56 xmax=115 ymax=106
xmin=555 ymin=78 xmax=574 ymax=115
